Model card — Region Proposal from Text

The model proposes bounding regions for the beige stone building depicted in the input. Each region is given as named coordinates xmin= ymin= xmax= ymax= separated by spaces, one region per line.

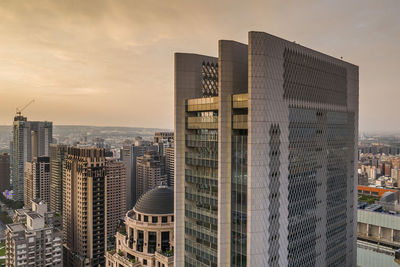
xmin=106 ymin=158 xmax=127 ymax=248
xmin=50 ymin=143 xmax=68 ymax=215
xmin=24 ymin=156 xmax=51 ymax=208
xmin=105 ymin=186 xmax=174 ymax=267
xmin=5 ymin=200 xmax=62 ymax=267
xmin=165 ymin=147 xmax=174 ymax=187
xmin=136 ymin=151 xmax=167 ymax=200
xmin=63 ymin=147 xmax=106 ymax=267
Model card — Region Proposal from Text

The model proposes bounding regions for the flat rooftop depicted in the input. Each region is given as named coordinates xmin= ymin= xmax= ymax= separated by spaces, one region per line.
xmin=7 ymin=223 xmax=25 ymax=232
xmin=26 ymin=211 xmax=42 ymax=219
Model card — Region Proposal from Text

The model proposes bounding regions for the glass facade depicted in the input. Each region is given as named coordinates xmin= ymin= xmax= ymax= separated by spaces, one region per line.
xmin=231 ymin=135 xmax=247 ymax=267
xmin=231 ymin=94 xmax=248 ymax=267
xmin=185 ymin=97 xmax=219 ymax=267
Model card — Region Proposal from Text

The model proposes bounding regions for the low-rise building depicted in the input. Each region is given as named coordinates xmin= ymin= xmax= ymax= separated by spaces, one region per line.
xmin=5 ymin=199 xmax=62 ymax=266
xmin=105 ymin=185 xmax=174 ymax=267
xmin=358 ymin=209 xmax=400 ymax=248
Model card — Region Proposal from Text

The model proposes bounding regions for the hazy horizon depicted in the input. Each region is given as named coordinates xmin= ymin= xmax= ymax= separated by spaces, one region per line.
xmin=0 ymin=0 xmax=399 ymax=132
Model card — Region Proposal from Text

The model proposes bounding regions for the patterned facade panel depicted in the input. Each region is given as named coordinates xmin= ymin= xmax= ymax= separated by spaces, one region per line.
xmin=248 ymin=31 xmax=358 ymax=267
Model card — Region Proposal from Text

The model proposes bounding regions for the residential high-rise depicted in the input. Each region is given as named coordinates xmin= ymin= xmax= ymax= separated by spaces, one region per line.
xmin=154 ymin=132 xmax=174 ymax=157
xmin=154 ymin=132 xmax=174 ymax=144
xmin=12 ymin=115 xmax=52 ymax=201
xmin=0 ymin=153 xmax=10 ymax=192
xmin=50 ymin=144 xmax=68 ymax=215
xmin=175 ymin=32 xmax=358 ymax=267
xmin=165 ymin=146 xmax=174 ymax=186
xmin=24 ymin=156 xmax=51 ymax=208
xmin=105 ymin=185 xmax=174 ymax=267
xmin=121 ymin=140 xmax=158 ymax=209
xmin=105 ymin=158 xmax=126 ymax=248
xmin=5 ymin=199 xmax=62 ymax=267
xmin=136 ymin=151 xmax=167 ymax=200
xmin=63 ymin=147 xmax=106 ymax=267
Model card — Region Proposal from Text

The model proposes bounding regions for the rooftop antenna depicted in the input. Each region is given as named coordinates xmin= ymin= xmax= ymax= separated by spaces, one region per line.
xmin=16 ymin=99 xmax=35 ymax=116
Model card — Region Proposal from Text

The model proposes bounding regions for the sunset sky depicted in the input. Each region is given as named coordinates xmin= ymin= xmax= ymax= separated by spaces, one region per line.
xmin=0 ymin=0 xmax=399 ymax=132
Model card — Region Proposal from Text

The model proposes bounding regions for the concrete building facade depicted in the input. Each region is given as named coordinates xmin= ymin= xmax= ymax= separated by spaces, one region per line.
xmin=0 ymin=153 xmax=10 ymax=193
xmin=175 ymin=32 xmax=358 ymax=267
xmin=5 ymin=200 xmax=62 ymax=267
xmin=63 ymin=147 xmax=106 ymax=267
xmin=50 ymin=144 xmax=68 ymax=215
xmin=358 ymin=209 xmax=400 ymax=248
xmin=121 ymin=140 xmax=158 ymax=210
xmin=165 ymin=147 xmax=174 ymax=187
xmin=105 ymin=158 xmax=127 ymax=248
xmin=24 ymin=156 xmax=51 ymax=208
xmin=12 ymin=115 xmax=52 ymax=201
xmin=136 ymin=151 xmax=167 ymax=200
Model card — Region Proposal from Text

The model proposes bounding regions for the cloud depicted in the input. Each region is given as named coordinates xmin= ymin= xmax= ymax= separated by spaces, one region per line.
xmin=0 ymin=0 xmax=399 ymax=132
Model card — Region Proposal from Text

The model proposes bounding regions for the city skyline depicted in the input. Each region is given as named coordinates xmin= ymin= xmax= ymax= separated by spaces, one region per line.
xmin=0 ymin=0 xmax=399 ymax=132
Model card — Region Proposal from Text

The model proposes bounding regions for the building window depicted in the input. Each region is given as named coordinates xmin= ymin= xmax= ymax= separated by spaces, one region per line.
xmin=144 ymin=215 xmax=148 ymax=222
xmin=143 ymin=259 xmax=147 ymax=265
xmin=152 ymin=216 xmax=158 ymax=223
xmin=148 ymin=232 xmax=157 ymax=254
xmin=171 ymin=216 xmax=174 ymax=222
xmin=162 ymin=216 xmax=168 ymax=223
xmin=161 ymin=232 xmax=170 ymax=252
xmin=137 ymin=230 xmax=144 ymax=252
xmin=138 ymin=214 xmax=141 ymax=221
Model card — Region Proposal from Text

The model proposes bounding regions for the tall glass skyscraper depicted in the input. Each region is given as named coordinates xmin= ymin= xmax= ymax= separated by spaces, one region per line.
xmin=174 ymin=32 xmax=358 ymax=267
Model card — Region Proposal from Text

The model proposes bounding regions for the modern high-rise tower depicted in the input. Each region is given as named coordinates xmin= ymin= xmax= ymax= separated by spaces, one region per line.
xmin=165 ymin=146 xmax=175 ymax=187
xmin=63 ymin=147 xmax=106 ymax=267
xmin=121 ymin=139 xmax=158 ymax=209
xmin=12 ymin=115 xmax=52 ymax=201
xmin=50 ymin=144 xmax=68 ymax=215
xmin=175 ymin=32 xmax=358 ymax=267
xmin=136 ymin=150 xmax=167 ymax=200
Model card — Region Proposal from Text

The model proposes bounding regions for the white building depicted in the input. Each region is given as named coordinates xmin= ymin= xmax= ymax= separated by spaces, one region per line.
xmin=5 ymin=200 xmax=62 ymax=267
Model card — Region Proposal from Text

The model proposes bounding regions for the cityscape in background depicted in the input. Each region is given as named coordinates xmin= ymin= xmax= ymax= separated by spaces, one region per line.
xmin=0 ymin=2 xmax=399 ymax=267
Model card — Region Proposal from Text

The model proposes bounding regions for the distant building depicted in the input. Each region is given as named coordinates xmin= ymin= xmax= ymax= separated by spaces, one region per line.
xmin=50 ymin=144 xmax=68 ymax=215
xmin=105 ymin=158 xmax=126 ymax=249
xmin=24 ymin=156 xmax=50 ymax=208
xmin=63 ymin=147 xmax=106 ymax=267
xmin=105 ymin=186 xmax=174 ymax=267
xmin=12 ymin=115 xmax=52 ymax=201
xmin=165 ymin=147 xmax=174 ymax=187
xmin=154 ymin=132 xmax=174 ymax=157
xmin=358 ymin=185 xmax=397 ymax=197
xmin=358 ymin=173 xmax=369 ymax=186
xmin=384 ymin=162 xmax=392 ymax=177
xmin=136 ymin=151 xmax=167 ymax=200
xmin=153 ymin=132 xmax=174 ymax=144
xmin=121 ymin=140 xmax=158 ymax=209
xmin=5 ymin=200 xmax=62 ymax=267
xmin=0 ymin=153 xmax=10 ymax=192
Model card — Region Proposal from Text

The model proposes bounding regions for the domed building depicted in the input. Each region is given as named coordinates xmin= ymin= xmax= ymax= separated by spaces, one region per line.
xmin=105 ymin=185 xmax=174 ymax=267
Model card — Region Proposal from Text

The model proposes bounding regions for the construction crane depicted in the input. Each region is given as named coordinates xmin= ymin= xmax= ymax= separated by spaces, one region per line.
xmin=16 ymin=99 xmax=35 ymax=116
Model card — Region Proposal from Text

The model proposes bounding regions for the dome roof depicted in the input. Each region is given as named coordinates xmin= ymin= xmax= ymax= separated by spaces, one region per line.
xmin=134 ymin=186 xmax=174 ymax=215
